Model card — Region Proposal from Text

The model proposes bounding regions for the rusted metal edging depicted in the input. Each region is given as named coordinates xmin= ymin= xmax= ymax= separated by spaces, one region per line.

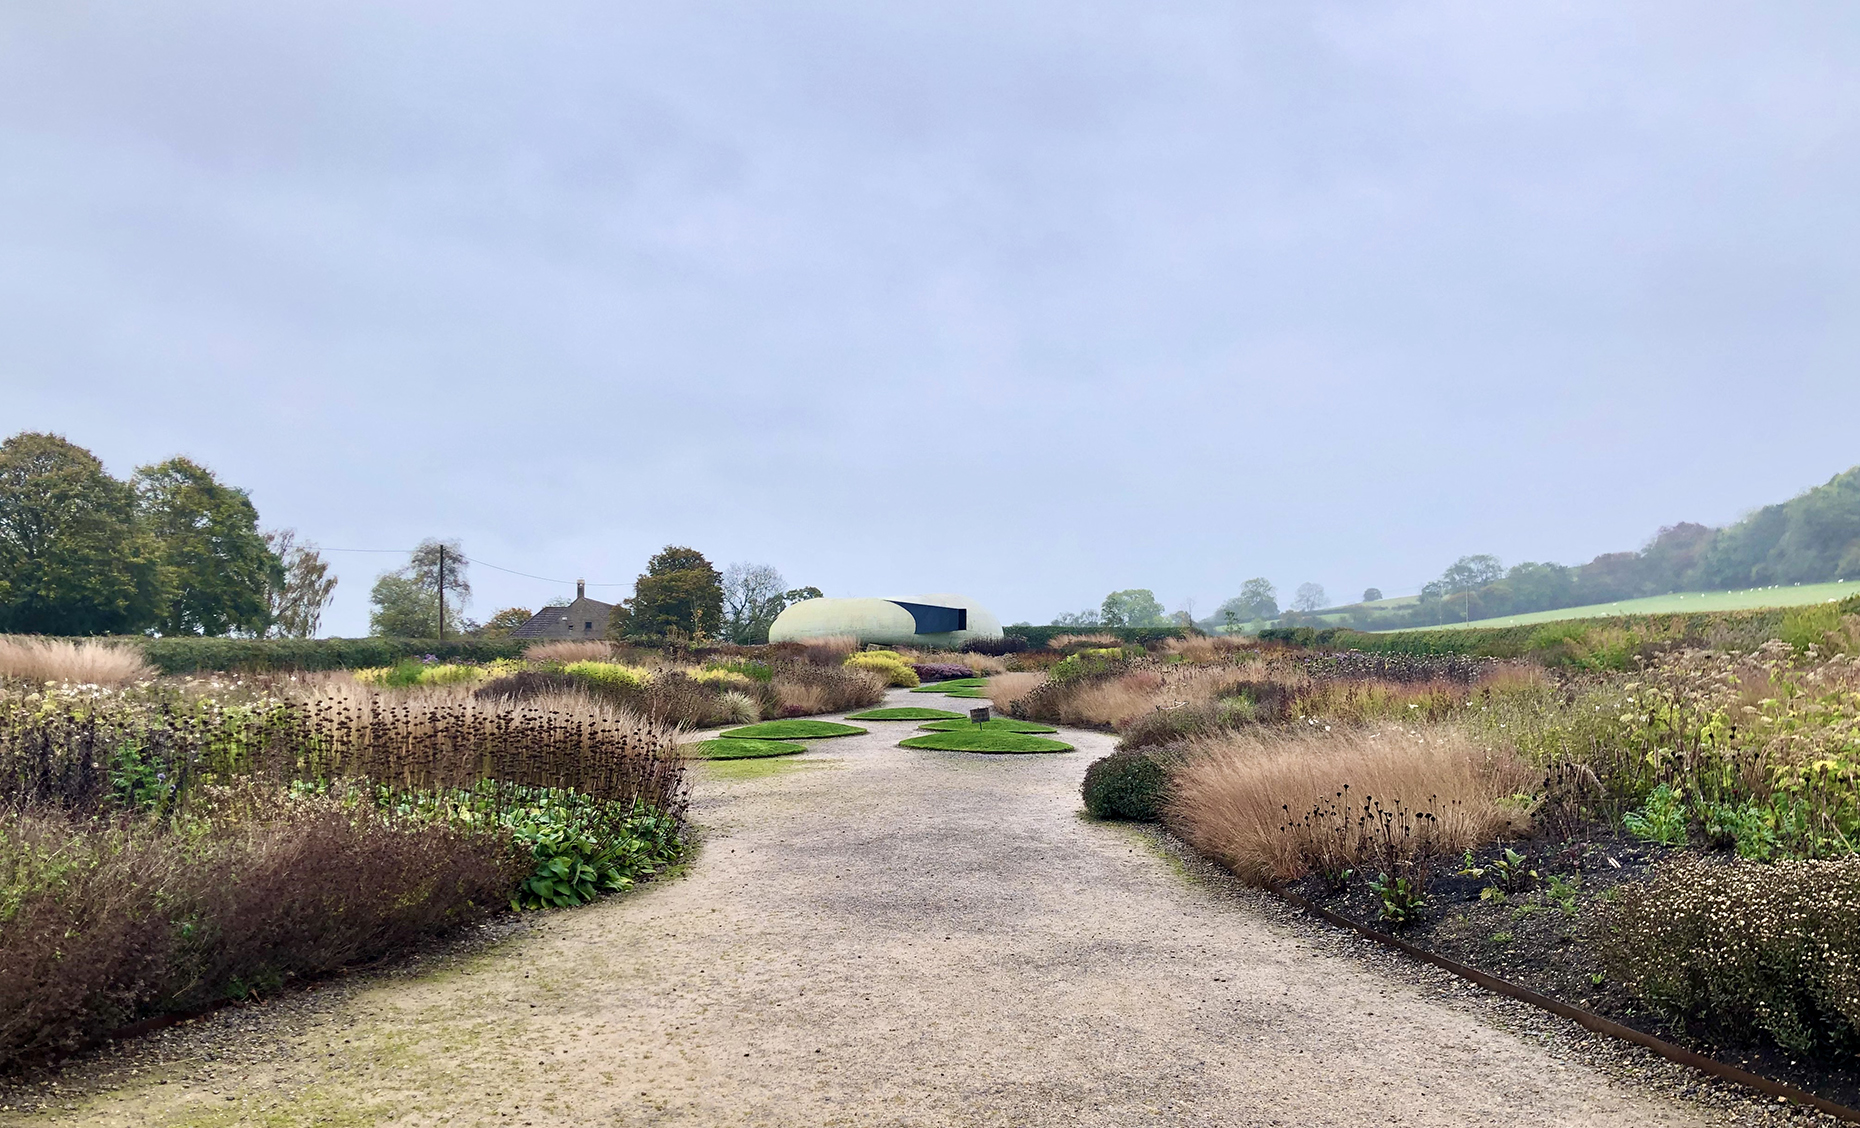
xmin=1269 ymin=883 xmax=1860 ymax=1123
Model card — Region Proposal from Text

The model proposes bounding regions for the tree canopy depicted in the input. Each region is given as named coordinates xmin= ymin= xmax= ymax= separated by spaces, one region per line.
xmin=613 ymin=545 xmax=723 ymax=639
xmin=136 ymin=456 xmax=276 ymax=636
xmin=0 ymin=433 xmax=168 ymax=635
xmin=1099 ymin=589 xmax=1166 ymax=628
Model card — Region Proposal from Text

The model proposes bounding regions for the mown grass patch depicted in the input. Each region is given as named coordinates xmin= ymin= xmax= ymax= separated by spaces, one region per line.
xmin=718 ymin=719 xmax=867 ymax=739
xmin=900 ymin=729 xmax=1074 ymax=754
xmin=918 ymin=717 xmax=1058 ymax=734
xmin=910 ymin=677 xmax=989 ymax=697
xmin=688 ymin=737 xmax=806 ymax=760
xmin=845 ymin=707 xmax=966 ymax=721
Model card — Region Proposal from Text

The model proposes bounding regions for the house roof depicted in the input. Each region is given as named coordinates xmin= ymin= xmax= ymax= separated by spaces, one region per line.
xmin=510 ymin=596 xmax=615 ymax=640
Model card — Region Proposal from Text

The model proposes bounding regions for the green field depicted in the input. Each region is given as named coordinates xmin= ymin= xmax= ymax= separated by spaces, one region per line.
xmin=1400 ymin=580 xmax=1860 ymax=632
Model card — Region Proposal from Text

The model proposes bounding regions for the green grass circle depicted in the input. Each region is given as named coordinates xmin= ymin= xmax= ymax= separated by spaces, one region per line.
xmin=908 ymin=677 xmax=986 ymax=694
xmin=719 ymin=720 xmax=868 ymax=739
xmin=899 ymin=730 xmax=1074 ymax=754
xmin=845 ymin=707 xmax=966 ymax=721
xmin=691 ymin=738 xmax=806 ymax=760
xmin=918 ymin=717 xmax=1058 ymax=734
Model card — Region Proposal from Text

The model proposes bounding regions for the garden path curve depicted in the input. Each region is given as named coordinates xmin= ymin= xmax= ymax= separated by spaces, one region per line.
xmin=32 ymin=687 xmax=1707 ymax=1127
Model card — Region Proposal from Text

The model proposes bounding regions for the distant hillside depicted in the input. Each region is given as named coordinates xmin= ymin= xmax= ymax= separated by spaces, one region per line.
xmin=1399 ymin=580 xmax=1860 ymax=632
xmin=1317 ymin=465 xmax=1860 ymax=631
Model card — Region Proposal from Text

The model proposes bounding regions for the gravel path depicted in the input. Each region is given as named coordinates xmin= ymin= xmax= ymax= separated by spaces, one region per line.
xmin=9 ymin=688 xmax=1725 ymax=1127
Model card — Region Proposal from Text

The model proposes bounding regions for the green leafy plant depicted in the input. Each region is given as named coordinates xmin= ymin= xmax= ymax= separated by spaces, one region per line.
xmin=1544 ymin=873 xmax=1580 ymax=917
xmin=1624 ymin=783 xmax=1689 ymax=846
xmin=1701 ymin=799 xmax=1782 ymax=861
xmin=505 ymin=798 xmax=682 ymax=911
xmin=1369 ymin=872 xmax=1427 ymax=925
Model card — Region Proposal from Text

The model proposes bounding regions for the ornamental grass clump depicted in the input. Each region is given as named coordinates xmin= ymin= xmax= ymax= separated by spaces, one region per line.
xmin=1167 ymin=726 xmax=1534 ymax=887
xmin=1601 ymin=855 xmax=1860 ymax=1054
xmin=523 ymin=639 xmax=615 ymax=663
xmin=770 ymin=662 xmax=885 ymax=715
xmin=0 ymin=635 xmax=154 ymax=688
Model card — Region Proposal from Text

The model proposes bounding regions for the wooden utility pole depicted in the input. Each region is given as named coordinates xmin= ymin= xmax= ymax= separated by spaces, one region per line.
xmin=437 ymin=545 xmax=446 ymax=641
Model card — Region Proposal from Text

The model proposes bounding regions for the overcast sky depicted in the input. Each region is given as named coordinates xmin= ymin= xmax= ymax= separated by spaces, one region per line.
xmin=5 ymin=2 xmax=1858 ymax=634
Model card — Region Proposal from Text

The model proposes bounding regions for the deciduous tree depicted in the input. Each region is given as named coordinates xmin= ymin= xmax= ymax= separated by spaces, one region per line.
xmin=0 ymin=432 xmax=166 ymax=635
xmin=1100 ymin=589 xmax=1166 ymax=628
xmin=135 ymin=457 xmax=278 ymax=636
xmin=263 ymin=529 xmax=337 ymax=638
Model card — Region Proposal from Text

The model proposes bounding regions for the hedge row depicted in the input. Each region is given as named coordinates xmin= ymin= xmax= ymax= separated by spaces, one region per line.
xmin=1002 ymin=625 xmax=1189 ymax=649
xmin=1260 ymin=597 xmax=1860 ymax=663
xmin=115 ymin=636 xmax=531 ymax=674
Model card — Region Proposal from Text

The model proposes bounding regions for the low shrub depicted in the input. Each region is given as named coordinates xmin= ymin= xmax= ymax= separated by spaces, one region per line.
xmin=505 ymin=795 xmax=681 ymax=910
xmin=0 ymin=794 xmax=526 ymax=1067
xmin=1050 ymin=648 xmax=1138 ymax=681
xmin=1601 ymin=856 xmax=1860 ymax=1054
xmin=703 ymin=658 xmax=774 ymax=682
xmin=128 ymin=636 xmax=526 ymax=674
xmin=1082 ymin=749 xmax=1171 ymax=820
xmin=1116 ymin=699 xmax=1255 ymax=751
xmin=355 ymin=661 xmax=485 ymax=688
xmin=0 ymin=636 xmax=153 ymax=687
xmin=912 ymin=663 xmax=974 ymax=682
xmin=563 ymin=660 xmax=652 ymax=693
xmin=770 ymin=663 xmax=886 ymax=715
xmin=844 ymin=652 xmax=920 ymax=687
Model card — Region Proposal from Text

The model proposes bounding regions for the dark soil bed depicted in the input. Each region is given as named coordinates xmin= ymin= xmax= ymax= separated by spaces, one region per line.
xmin=1287 ymin=832 xmax=1860 ymax=1111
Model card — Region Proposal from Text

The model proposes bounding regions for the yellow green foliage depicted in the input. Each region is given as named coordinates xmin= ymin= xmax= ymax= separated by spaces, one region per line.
xmin=563 ymin=661 xmax=651 ymax=692
xmin=685 ymin=667 xmax=758 ymax=691
xmin=844 ymin=652 xmax=920 ymax=687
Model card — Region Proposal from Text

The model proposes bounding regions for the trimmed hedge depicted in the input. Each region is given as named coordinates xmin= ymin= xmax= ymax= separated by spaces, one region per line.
xmin=1258 ymin=599 xmax=1860 ymax=666
xmin=1081 ymin=750 xmax=1170 ymax=820
xmin=108 ymin=636 xmax=529 ymax=674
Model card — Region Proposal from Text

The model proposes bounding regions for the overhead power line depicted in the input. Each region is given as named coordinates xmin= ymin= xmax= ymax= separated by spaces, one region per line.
xmin=321 ymin=548 xmax=631 ymax=588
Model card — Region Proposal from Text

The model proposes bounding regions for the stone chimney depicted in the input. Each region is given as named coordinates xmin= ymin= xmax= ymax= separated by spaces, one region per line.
xmin=577 ymin=579 xmax=585 ymax=600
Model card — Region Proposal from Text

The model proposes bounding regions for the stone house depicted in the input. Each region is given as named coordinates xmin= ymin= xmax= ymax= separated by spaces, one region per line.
xmin=510 ymin=581 xmax=614 ymax=640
